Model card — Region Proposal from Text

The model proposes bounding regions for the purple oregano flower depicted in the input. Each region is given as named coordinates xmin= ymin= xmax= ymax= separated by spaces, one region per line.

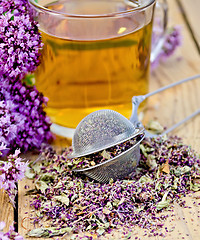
xmin=0 ymin=77 xmax=52 ymax=153
xmin=0 ymin=221 xmax=24 ymax=240
xmin=0 ymin=0 xmax=43 ymax=81
xmin=0 ymin=147 xmax=28 ymax=206
xmin=151 ymin=26 xmax=182 ymax=69
xmin=0 ymin=0 xmax=53 ymax=153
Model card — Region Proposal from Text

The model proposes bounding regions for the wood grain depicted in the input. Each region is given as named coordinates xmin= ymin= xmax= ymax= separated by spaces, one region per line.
xmin=18 ymin=179 xmax=40 ymax=240
xmin=147 ymin=0 xmax=200 ymax=148
xmin=18 ymin=0 xmax=200 ymax=239
xmin=179 ymin=0 xmax=200 ymax=51
xmin=0 ymin=190 xmax=14 ymax=232
xmin=18 ymin=138 xmax=72 ymax=239
xmin=1 ymin=0 xmax=200 ymax=239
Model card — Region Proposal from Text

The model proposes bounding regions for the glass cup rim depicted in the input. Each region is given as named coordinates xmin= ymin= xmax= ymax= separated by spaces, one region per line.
xmin=28 ymin=0 xmax=156 ymax=18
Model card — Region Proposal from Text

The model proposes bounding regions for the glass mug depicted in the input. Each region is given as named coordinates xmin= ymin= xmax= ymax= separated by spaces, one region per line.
xmin=28 ymin=0 xmax=167 ymax=138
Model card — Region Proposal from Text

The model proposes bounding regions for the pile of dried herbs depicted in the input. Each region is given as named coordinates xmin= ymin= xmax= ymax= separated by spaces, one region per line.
xmin=25 ymin=135 xmax=200 ymax=239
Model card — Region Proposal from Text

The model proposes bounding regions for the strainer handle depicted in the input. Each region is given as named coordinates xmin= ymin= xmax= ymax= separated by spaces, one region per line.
xmin=152 ymin=108 xmax=200 ymax=138
xmin=130 ymin=74 xmax=200 ymax=136
xmin=145 ymin=74 xmax=200 ymax=98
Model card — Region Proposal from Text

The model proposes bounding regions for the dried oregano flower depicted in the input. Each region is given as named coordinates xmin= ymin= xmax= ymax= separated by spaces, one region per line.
xmin=26 ymin=135 xmax=200 ymax=238
xmin=68 ymin=137 xmax=138 ymax=170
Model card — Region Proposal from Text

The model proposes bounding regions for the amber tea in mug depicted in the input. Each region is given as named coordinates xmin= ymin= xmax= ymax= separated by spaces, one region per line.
xmin=29 ymin=0 xmax=157 ymax=136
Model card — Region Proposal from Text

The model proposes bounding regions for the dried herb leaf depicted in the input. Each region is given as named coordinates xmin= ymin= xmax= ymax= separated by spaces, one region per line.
xmin=53 ymin=166 xmax=62 ymax=173
xmin=139 ymin=175 xmax=152 ymax=184
xmin=54 ymin=181 xmax=63 ymax=189
xmin=35 ymin=180 xmax=49 ymax=191
xmin=27 ymin=227 xmax=72 ymax=237
xmin=54 ymin=193 xmax=70 ymax=206
xmin=106 ymin=202 xmax=113 ymax=210
xmin=140 ymin=144 xmax=155 ymax=158
xmin=135 ymin=206 xmax=144 ymax=213
xmin=36 ymin=211 xmax=43 ymax=217
xmin=156 ymin=199 xmax=170 ymax=210
xmin=40 ymin=173 xmax=55 ymax=183
xmin=140 ymin=144 xmax=148 ymax=158
xmin=161 ymin=160 xmax=170 ymax=174
xmin=103 ymin=207 xmax=111 ymax=215
xmin=32 ymin=162 xmax=42 ymax=174
xmin=109 ymin=178 xmax=114 ymax=184
xmin=171 ymin=177 xmax=179 ymax=190
xmin=118 ymin=197 xmax=125 ymax=206
xmin=146 ymin=155 xmax=157 ymax=170
xmin=156 ymin=191 xmax=170 ymax=210
xmin=101 ymin=150 xmax=111 ymax=160
xmin=27 ymin=228 xmax=48 ymax=237
xmin=145 ymin=120 xmax=164 ymax=134
xmin=25 ymin=167 xmax=35 ymax=179
xmin=96 ymin=227 xmax=105 ymax=235
xmin=174 ymin=166 xmax=191 ymax=176
xmin=190 ymin=183 xmax=200 ymax=192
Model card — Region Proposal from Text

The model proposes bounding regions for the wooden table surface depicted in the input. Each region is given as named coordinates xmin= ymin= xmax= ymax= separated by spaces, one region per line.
xmin=0 ymin=0 xmax=200 ymax=239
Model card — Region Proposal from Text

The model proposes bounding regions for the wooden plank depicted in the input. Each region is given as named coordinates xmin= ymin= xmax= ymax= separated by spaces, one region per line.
xmin=179 ymin=0 xmax=200 ymax=50
xmin=17 ymin=0 xmax=200 ymax=239
xmin=18 ymin=179 xmax=38 ymax=240
xmin=0 ymin=190 xmax=14 ymax=232
xmin=143 ymin=0 xmax=200 ymax=237
xmin=146 ymin=0 xmax=200 ymax=147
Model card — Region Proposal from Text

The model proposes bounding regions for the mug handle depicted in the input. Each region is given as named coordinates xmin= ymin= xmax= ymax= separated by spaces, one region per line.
xmin=150 ymin=0 xmax=168 ymax=63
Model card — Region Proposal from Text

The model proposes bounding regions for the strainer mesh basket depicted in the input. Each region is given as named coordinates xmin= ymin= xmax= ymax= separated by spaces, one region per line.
xmin=74 ymin=134 xmax=144 ymax=183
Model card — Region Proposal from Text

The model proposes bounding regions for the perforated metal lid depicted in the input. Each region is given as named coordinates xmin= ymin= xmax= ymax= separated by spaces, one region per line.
xmin=70 ymin=109 xmax=140 ymax=158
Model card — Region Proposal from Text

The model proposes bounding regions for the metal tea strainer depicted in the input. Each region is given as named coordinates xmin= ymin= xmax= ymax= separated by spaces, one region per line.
xmin=69 ymin=109 xmax=145 ymax=183
xmin=70 ymin=75 xmax=200 ymax=183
